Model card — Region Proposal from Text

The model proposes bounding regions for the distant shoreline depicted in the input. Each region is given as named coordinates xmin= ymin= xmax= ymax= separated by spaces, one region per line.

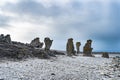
xmin=67 ymin=52 xmax=120 ymax=54
xmin=52 ymin=50 xmax=120 ymax=54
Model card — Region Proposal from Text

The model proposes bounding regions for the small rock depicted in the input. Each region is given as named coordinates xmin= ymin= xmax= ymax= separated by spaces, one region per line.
xmin=51 ymin=73 xmax=55 ymax=75
xmin=118 ymin=75 xmax=120 ymax=77
xmin=50 ymin=61 xmax=54 ymax=62
xmin=81 ymin=66 xmax=85 ymax=67
xmin=104 ymin=74 xmax=111 ymax=78
xmin=102 ymin=52 xmax=109 ymax=58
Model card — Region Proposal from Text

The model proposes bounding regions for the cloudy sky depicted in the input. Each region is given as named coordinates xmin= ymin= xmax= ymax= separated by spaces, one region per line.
xmin=0 ymin=0 xmax=120 ymax=52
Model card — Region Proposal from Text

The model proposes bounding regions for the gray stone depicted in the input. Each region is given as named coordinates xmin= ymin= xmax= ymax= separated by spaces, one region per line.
xmin=66 ymin=38 xmax=75 ymax=56
xmin=102 ymin=52 xmax=109 ymax=58
xmin=30 ymin=37 xmax=43 ymax=48
xmin=0 ymin=34 xmax=4 ymax=41
xmin=44 ymin=37 xmax=53 ymax=51
xmin=0 ymin=34 xmax=12 ymax=44
xmin=5 ymin=34 xmax=12 ymax=44
xmin=76 ymin=42 xmax=81 ymax=54
xmin=0 ymin=34 xmax=66 ymax=60
xmin=83 ymin=39 xmax=94 ymax=57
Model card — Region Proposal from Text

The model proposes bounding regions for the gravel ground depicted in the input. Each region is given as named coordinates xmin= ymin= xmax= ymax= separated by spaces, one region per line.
xmin=0 ymin=54 xmax=119 ymax=80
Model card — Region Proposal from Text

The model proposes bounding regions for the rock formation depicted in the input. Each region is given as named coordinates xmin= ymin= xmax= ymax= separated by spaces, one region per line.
xmin=0 ymin=34 xmax=4 ymax=42
xmin=44 ymin=37 xmax=53 ymax=51
xmin=76 ymin=42 xmax=81 ymax=54
xmin=0 ymin=42 xmax=34 ymax=59
xmin=0 ymin=34 xmax=12 ymax=44
xmin=102 ymin=52 xmax=109 ymax=58
xmin=30 ymin=37 xmax=43 ymax=48
xmin=83 ymin=39 xmax=93 ymax=57
xmin=66 ymin=38 xmax=75 ymax=56
xmin=0 ymin=34 xmax=65 ymax=60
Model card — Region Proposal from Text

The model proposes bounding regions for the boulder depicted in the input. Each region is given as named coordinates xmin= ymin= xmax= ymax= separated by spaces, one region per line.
xmin=30 ymin=37 xmax=43 ymax=48
xmin=102 ymin=52 xmax=109 ymax=58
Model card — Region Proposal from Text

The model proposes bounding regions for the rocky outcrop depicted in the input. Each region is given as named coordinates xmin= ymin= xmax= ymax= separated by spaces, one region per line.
xmin=0 ymin=34 xmax=12 ymax=44
xmin=0 ymin=34 xmax=65 ymax=60
xmin=0 ymin=42 xmax=33 ymax=59
xmin=44 ymin=37 xmax=53 ymax=51
xmin=30 ymin=37 xmax=43 ymax=48
xmin=66 ymin=38 xmax=76 ymax=56
xmin=76 ymin=42 xmax=81 ymax=54
xmin=83 ymin=39 xmax=94 ymax=57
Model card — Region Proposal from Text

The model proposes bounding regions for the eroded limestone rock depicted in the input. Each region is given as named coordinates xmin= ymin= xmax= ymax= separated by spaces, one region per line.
xmin=83 ymin=39 xmax=94 ymax=57
xmin=76 ymin=42 xmax=81 ymax=54
xmin=44 ymin=37 xmax=53 ymax=51
xmin=0 ymin=34 xmax=65 ymax=60
xmin=102 ymin=52 xmax=109 ymax=58
xmin=0 ymin=34 xmax=12 ymax=44
xmin=30 ymin=37 xmax=43 ymax=48
xmin=66 ymin=38 xmax=75 ymax=56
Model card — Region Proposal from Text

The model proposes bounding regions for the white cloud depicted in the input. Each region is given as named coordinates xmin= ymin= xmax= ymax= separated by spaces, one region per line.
xmin=0 ymin=12 xmax=55 ymax=43
xmin=0 ymin=9 xmax=18 ymax=18
xmin=35 ymin=0 xmax=71 ymax=7
xmin=0 ymin=0 xmax=19 ymax=6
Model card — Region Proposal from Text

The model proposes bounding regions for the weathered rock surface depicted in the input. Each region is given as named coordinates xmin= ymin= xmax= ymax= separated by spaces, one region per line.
xmin=76 ymin=42 xmax=81 ymax=54
xmin=83 ymin=39 xmax=94 ymax=57
xmin=0 ymin=34 xmax=12 ymax=44
xmin=0 ymin=34 xmax=65 ymax=60
xmin=44 ymin=37 xmax=53 ymax=51
xmin=66 ymin=38 xmax=76 ymax=56
xmin=30 ymin=37 xmax=43 ymax=48
xmin=102 ymin=52 xmax=109 ymax=58
xmin=0 ymin=42 xmax=33 ymax=59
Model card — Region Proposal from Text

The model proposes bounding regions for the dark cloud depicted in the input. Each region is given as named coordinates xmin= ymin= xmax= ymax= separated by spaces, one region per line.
xmin=87 ymin=2 xmax=103 ymax=22
xmin=3 ymin=0 xmax=65 ymax=17
xmin=92 ymin=33 xmax=120 ymax=43
xmin=85 ymin=1 xmax=120 ymax=51
xmin=109 ymin=2 xmax=120 ymax=27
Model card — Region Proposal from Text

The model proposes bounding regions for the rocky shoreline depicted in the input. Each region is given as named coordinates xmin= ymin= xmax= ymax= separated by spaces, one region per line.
xmin=0 ymin=34 xmax=65 ymax=60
